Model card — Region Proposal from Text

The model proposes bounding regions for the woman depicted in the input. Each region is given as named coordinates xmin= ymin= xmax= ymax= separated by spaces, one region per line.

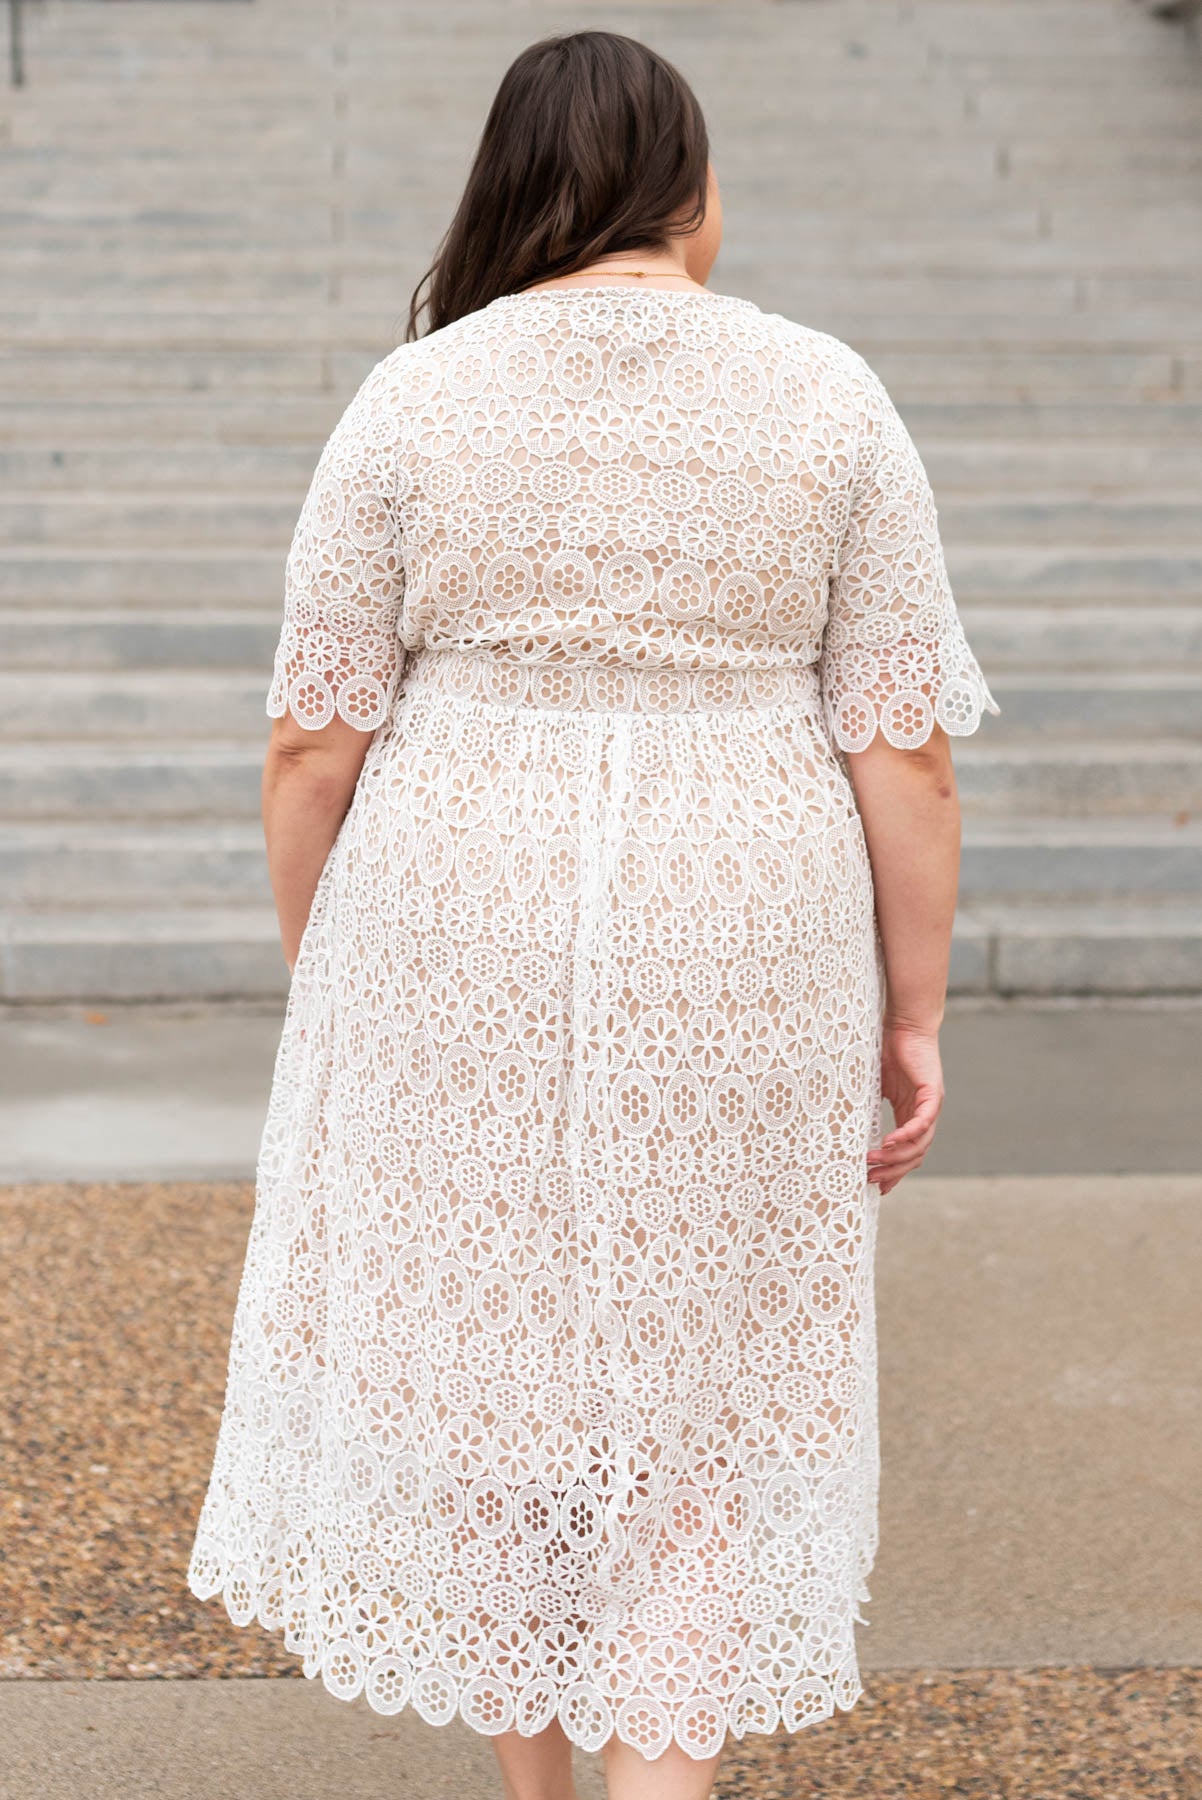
xmin=187 ymin=28 xmax=999 ymax=1800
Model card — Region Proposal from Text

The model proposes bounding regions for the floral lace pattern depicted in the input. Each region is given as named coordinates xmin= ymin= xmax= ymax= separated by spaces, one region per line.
xmin=191 ymin=286 xmax=999 ymax=1761
xmin=265 ymin=286 xmax=998 ymax=748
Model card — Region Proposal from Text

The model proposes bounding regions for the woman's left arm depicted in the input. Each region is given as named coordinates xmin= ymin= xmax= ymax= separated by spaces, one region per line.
xmin=818 ymin=348 xmax=1003 ymax=1194
xmin=843 ymin=724 xmax=961 ymax=1195
xmin=262 ymin=715 xmax=373 ymax=972
xmin=845 ymin=722 xmax=961 ymax=1037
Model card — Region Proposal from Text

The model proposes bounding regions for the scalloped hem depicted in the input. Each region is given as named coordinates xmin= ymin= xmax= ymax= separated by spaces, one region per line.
xmin=266 ymin=689 xmax=397 ymax=734
xmin=823 ymin=668 xmax=1002 ymax=755
xmin=185 ymin=1566 xmax=873 ymax=1763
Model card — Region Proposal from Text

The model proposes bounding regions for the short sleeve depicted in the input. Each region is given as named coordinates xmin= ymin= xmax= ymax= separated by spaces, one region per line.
xmin=266 ymin=354 xmax=407 ymax=732
xmin=819 ymin=353 xmax=1001 ymax=753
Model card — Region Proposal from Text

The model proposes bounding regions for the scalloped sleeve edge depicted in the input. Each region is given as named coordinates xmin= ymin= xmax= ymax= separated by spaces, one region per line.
xmin=820 ymin=630 xmax=1002 ymax=754
xmin=265 ymin=650 xmax=408 ymax=734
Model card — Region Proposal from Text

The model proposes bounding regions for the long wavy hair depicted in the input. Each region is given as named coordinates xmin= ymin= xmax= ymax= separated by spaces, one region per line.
xmin=400 ymin=30 xmax=709 ymax=341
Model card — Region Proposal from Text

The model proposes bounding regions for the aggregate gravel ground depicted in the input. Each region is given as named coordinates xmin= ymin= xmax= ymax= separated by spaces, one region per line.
xmin=3 ymin=1181 xmax=1198 ymax=1799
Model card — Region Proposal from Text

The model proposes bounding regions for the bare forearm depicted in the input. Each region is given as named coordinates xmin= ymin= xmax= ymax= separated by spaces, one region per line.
xmin=845 ymin=731 xmax=961 ymax=1033
xmin=262 ymin=749 xmax=360 ymax=969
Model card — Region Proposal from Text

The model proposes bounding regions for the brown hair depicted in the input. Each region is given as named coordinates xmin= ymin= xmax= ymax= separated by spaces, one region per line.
xmin=400 ymin=30 xmax=709 ymax=340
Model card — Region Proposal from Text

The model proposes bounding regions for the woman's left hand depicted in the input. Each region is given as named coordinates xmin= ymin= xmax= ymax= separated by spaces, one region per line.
xmin=868 ymin=1021 xmax=945 ymax=1196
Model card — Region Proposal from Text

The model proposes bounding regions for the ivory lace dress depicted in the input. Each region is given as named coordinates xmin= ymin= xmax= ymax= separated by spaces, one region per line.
xmin=186 ymin=284 xmax=999 ymax=1761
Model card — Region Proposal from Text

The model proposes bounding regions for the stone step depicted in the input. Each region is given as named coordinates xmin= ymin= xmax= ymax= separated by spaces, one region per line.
xmin=2 ymin=343 xmax=1195 ymax=406
xmin=6 ymin=305 xmax=1202 ymax=351
xmin=866 ymin=349 xmax=1185 ymax=405
xmin=938 ymin=498 xmax=1202 ymax=545
xmin=963 ymin=605 xmax=1202 ymax=668
xmin=957 ymin=818 xmax=1202 ymax=900
xmin=16 ymin=81 xmax=1202 ymax=131
xmin=957 ymin=901 xmax=1202 ymax=996
xmin=0 ymin=743 xmax=260 ymax=822
xmin=5 ymin=603 xmax=1197 ymax=676
xmin=18 ymin=1 xmax=1177 ymax=53
xmin=0 ymin=265 xmax=336 ymax=306
xmin=0 ymin=395 xmax=361 ymax=448
xmin=895 ymin=2 xmax=1195 ymax=53
xmin=4 ymin=544 xmax=1198 ymax=607
xmin=946 ymin=49 xmax=1199 ymax=84
xmin=0 ymin=445 xmax=315 ymax=489
xmin=0 ymin=736 xmax=1197 ymax=826
xmin=921 ymin=441 xmax=1202 ymax=493
xmin=10 ymin=17 xmax=1195 ymax=67
xmin=4 ymin=438 xmax=1200 ymax=497
xmin=0 ymin=822 xmax=273 ymax=907
xmin=0 ymin=672 xmax=270 ymax=741
xmin=770 ymin=271 xmax=1202 ymax=321
xmin=1 ymin=493 xmax=296 ymax=548
xmin=18 ymin=26 xmax=1191 ymax=75
xmin=900 ymin=402 xmax=1202 ymax=442
xmin=0 ymin=550 xmax=277 ymax=605
xmin=978 ymin=673 xmax=1202 ymax=738
xmin=0 ymin=310 xmax=382 ymax=352
xmin=5 ymin=225 xmax=1202 ymax=281
xmin=946 ymin=545 xmax=1202 ymax=603
xmin=829 ymin=312 xmax=1202 ymax=347
xmin=4 ymin=816 xmax=1199 ymax=910
xmin=3 ymin=898 xmax=1197 ymax=1004
xmin=0 ymin=668 xmax=1196 ymax=745
xmin=0 ymin=905 xmax=287 ymax=1004
xmin=0 ymin=275 xmax=1094 ymax=325
xmin=970 ymin=84 xmax=1202 ymax=133
xmin=953 ymin=740 xmax=1202 ymax=818
xmin=10 ymin=141 xmax=1195 ymax=190
xmin=7 ymin=491 xmax=1201 ymax=550
xmin=962 ymin=144 xmax=1202 ymax=181
xmin=3 ymin=0 xmax=1197 ymax=1010
xmin=1 ymin=608 xmax=279 ymax=671
xmin=0 ymin=348 xmax=328 ymax=395
xmin=4 ymin=395 xmax=1200 ymax=447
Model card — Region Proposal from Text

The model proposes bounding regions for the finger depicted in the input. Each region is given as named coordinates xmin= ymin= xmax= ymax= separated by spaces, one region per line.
xmin=874 ymin=1159 xmax=928 ymax=1188
xmin=875 ymin=1166 xmax=918 ymax=1195
xmin=894 ymin=1088 xmax=943 ymax=1133
xmin=877 ymin=1096 xmax=942 ymax=1150
xmin=871 ymin=1149 xmax=932 ymax=1190
xmin=869 ymin=1120 xmax=938 ymax=1165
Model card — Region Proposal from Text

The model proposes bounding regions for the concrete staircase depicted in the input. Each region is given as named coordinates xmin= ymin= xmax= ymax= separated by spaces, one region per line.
xmin=1 ymin=0 xmax=1200 ymax=1001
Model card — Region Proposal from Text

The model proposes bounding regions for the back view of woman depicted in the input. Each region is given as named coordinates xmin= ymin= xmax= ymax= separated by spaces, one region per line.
xmin=187 ymin=29 xmax=999 ymax=1800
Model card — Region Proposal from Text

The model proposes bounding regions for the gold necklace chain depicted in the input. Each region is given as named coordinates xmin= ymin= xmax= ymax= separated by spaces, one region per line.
xmin=540 ymin=267 xmax=702 ymax=286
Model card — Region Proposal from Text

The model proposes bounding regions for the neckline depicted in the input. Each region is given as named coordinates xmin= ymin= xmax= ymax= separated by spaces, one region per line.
xmin=494 ymin=283 xmax=751 ymax=307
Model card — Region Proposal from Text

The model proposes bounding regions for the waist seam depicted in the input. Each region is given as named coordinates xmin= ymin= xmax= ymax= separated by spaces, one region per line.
xmin=396 ymin=647 xmax=826 ymax=717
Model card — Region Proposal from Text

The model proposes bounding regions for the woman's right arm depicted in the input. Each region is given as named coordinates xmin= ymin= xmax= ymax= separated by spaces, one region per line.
xmin=262 ymin=714 xmax=374 ymax=973
xmin=262 ymin=351 xmax=410 ymax=973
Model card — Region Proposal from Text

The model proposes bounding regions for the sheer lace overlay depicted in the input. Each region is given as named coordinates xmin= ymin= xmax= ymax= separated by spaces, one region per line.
xmin=192 ymin=286 xmax=999 ymax=1761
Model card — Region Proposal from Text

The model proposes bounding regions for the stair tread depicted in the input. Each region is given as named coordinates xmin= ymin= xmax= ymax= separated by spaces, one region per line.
xmin=4 ymin=0 xmax=1199 ymax=998
xmin=0 ymin=904 xmax=282 ymax=943
xmin=4 ymin=898 xmax=1198 ymax=942
xmin=958 ymin=900 xmax=1202 ymax=932
xmin=3 ymin=814 xmax=1201 ymax=845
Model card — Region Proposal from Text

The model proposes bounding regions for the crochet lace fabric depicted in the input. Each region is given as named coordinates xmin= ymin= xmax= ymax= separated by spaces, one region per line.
xmin=264 ymin=287 xmax=998 ymax=748
xmin=190 ymin=286 xmax=999 ymax=1761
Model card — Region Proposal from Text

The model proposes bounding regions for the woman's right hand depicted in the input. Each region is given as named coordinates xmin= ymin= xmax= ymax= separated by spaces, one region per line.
xmin=867 ymin=1021 xmax=945 ymax=1196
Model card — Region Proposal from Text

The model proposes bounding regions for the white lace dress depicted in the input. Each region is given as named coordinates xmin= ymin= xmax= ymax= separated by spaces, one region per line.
xmin=186 ymin=284 xmax=999 ymax=1761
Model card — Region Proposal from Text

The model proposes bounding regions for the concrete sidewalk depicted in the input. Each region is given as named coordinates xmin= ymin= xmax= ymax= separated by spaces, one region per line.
xmin=2 ymin=1668 xmax=1198 ymax=1800
xmin=0 ymin=996 xmax=1197 ymax=1183
xmin=2 ymin=1174 xmax=1199 ymax=1797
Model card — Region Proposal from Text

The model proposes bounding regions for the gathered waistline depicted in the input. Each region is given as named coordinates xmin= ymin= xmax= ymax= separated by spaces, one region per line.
xmin=395 ymin=647 xmax=826 ymax=717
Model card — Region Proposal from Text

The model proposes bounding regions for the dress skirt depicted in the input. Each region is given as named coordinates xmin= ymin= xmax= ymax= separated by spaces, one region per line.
xmin=186 ymin=645 xmax=886 ymax=1762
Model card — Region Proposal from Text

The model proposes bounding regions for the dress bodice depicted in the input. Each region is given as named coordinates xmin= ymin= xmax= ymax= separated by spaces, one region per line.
xmin=267 ymin=285 xmax=999 ymax=751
